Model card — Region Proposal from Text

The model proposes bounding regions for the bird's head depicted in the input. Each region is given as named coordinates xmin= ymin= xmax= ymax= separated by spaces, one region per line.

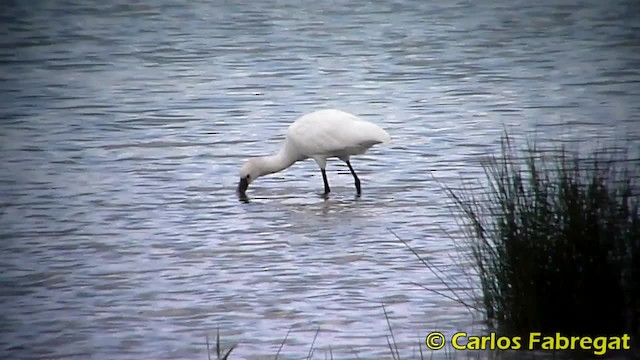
xmin=238 ymin=158 xmax=261 ymax=196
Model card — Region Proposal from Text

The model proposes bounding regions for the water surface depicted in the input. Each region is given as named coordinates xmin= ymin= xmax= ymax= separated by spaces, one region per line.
xmin=1 ymin=0 xmax=639 ymax=359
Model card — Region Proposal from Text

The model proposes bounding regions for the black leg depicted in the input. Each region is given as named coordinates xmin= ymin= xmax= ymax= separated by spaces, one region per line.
xmin=346 ymin=161 xmax=361 ymax=195
xmin=321 ymin=168 xmax=331 ymax=194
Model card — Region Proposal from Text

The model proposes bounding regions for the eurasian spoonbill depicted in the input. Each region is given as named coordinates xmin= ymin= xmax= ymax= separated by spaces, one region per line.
xmin=237 ymin=109 xmax=391 ymax=198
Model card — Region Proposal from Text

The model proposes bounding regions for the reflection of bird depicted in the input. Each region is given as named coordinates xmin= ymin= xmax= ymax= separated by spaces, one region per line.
xmin=237 ymin=109 xmax=391 ymax=198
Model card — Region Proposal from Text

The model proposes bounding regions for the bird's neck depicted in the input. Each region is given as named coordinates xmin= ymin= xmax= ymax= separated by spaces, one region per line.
xmin=258 ymin=145 xmax=298 ymax=177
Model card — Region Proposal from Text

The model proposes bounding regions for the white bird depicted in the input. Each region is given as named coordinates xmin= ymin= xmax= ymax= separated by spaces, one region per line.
xmin=237 ymin=109 xmax=391 ymax=198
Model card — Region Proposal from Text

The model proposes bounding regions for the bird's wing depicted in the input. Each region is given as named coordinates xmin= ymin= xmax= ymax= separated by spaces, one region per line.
xmin=287 ymin=110 xmax=390 ymax=157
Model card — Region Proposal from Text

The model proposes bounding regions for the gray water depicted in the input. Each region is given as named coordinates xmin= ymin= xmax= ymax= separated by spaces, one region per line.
xmin=1 ymin=0 xmax=639 ymax=359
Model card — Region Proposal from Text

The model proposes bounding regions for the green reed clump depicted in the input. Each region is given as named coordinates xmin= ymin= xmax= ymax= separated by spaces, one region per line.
xmin=447 ymin=136 xmax=640 ymax=338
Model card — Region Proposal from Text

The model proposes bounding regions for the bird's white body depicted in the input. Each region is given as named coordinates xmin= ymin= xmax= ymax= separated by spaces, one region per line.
xmin=284 ymin=109 xmax=391 ymax=168
xmin=238 ymin=109 xmax=390 ymax=196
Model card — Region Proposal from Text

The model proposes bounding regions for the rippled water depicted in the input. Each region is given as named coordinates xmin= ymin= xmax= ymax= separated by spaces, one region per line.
xmin=1 ymin=0 xmax=639 ymax=359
